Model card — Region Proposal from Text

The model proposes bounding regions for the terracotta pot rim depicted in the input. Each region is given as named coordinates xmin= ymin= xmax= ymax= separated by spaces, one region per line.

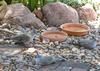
xmin=42 ymin=31 xmax=67 ymax=34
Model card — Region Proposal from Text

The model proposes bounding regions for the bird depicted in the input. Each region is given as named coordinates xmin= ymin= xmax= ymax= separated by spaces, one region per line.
xmin=4 ymin=34 xmax=31 ymax=47
xmin=78 ymin=37 xmax=97 ymax=49
xmin=34 ymin=52 xmax=65 ymax=66
xmin=35 ymin=54 xmax=54 ymax=66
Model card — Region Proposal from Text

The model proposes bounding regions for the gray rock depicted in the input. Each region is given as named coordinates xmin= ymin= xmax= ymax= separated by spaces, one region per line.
xmin=78 ymin=4 xmax=97 ymax=21
xmin=3 ymin=3 xmax=46 ymax=29
xmin=42 ymin=2 xmax=79 ymax=27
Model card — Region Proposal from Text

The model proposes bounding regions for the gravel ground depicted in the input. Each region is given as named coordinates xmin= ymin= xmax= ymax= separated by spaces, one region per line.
xmin=0 ymin=18 xmax=100 ymax=71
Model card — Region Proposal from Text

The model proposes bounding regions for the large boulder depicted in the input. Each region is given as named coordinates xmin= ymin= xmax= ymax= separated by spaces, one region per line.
xmin=3 ymin=3 xmax=46 ymax=29
xmin=78 ymin=4 xmax=97 ymax=21
xmin=42 ymin=2 xmax=79 ymax=27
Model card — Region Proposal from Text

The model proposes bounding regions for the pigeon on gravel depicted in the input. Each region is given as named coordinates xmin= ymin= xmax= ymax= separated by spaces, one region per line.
xmin=35 ymin=53 xmax=66 ymax=66
xmin=78 ymin=37 xmax=97 ymax=49
xmin=4 ymin=34 xmax=31 ymax=47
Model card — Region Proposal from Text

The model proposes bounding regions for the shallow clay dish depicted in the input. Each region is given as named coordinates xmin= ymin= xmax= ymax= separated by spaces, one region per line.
xmin=60 ymin=23 xmax=90 ymax=36
xmin=41 ymin=31 xmax=67 ymax=42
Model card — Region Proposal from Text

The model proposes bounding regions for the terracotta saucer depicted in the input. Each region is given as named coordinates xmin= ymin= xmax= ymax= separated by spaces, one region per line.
xmin=60 ymin=23 xmax=90 ymax=36
xmin=41 ymin=31 xmax=67 ymax=42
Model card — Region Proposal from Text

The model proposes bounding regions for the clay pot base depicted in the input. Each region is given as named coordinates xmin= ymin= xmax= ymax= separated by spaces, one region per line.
xmin=60 ymin=23 xmax=90 ymax=36
xmin=41 ymin=31 xmax=67 ymax=42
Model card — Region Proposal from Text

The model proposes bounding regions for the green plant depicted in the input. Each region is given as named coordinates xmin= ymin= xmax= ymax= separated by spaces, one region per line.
xmin=27 ymin=0 xmax=38 ymax=11
xmin=57 ymin=0 xmax=93 ymax=9
xmin=4 ymin=0 xmax=95 ymax=11
xmin=5 ymin=0 xmax=12 ymax=4
xmin=61 ymin=0 xmax=81 ymax=8
xmin=12 ymin=0 xmax=47 ymax=11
